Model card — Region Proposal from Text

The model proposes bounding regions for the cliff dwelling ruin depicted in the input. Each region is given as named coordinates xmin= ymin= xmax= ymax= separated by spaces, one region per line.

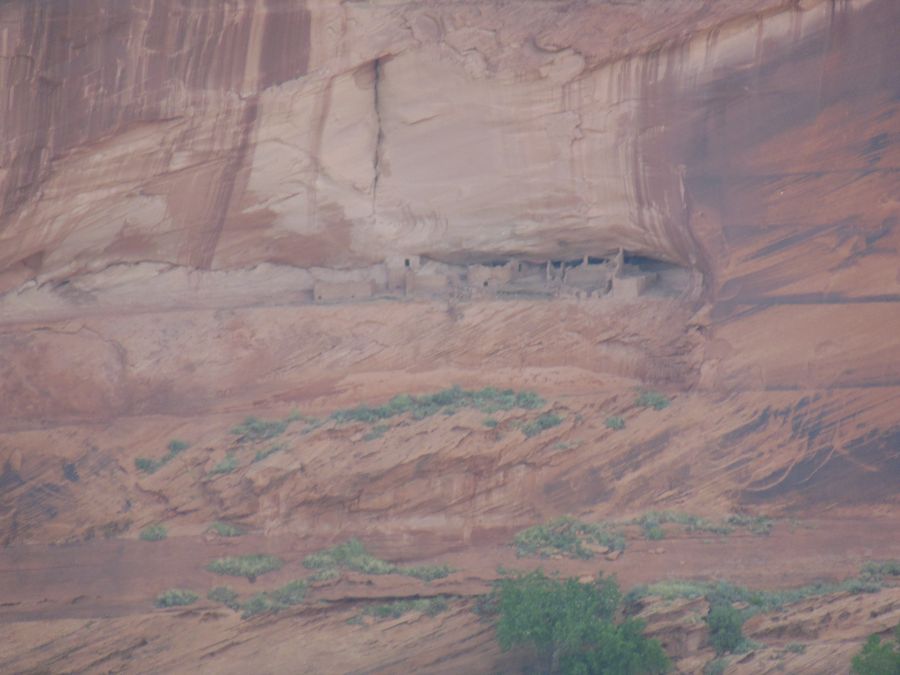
xmin=309 ymin=250 xmax=694 ymax=305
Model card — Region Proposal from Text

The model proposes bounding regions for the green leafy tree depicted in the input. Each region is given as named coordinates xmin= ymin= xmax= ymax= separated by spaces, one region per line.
xmin=706 ymin=603 xmax=745 ymax=655
xmin=495 ymin=569 xmax=669 ymax=674
xmin=851 ymin=626 xmax=900 ymax=675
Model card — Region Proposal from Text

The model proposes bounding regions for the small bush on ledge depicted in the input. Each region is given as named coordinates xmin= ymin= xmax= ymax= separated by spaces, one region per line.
xmin=605 ymin=416 xmax=625 ymax=430
xmin=522 ymin=412 xmax=563 ymax=438
xmin=636 ymin=390 xmax=670 ymax=410
xmin=209 ymin=521 xmax=243 ymax=537
xmin=208 ymin=454 xmax=238 ymax=475
xmin=140 ymin=524 xmax=167 ymax=541
xmin=207 ymin=586 xmax=240 ymax=610
xmin=207 ymin=554 xmax=284 ymax=582
xmin=155 ymin=589 xmax=198 ymax=608
xmin=240 ymin=580 xmax=308 ymax=619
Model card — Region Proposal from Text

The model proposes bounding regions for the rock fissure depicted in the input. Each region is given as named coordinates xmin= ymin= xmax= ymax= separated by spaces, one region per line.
xmin=371 ymin=57 xmax=385 ymax=215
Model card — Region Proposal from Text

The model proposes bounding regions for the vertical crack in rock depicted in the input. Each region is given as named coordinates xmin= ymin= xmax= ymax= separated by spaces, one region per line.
xmin=190 ymin=95 xmax=260 ymax=270
xmin=371 ymin=57 xmax=384 ymax=214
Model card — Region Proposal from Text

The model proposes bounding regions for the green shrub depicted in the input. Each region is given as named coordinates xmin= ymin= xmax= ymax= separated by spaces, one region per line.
xmin=353 ymin=556 xmax=396 ymax=575
xmin=726 ymin=514 xmax=773 ymax=535
xmin=636 ymin=390 xmax=670 ymax=410
xmin=239 ymin=580 xmax=308 ymax=619
xmin=241 ymin=593 xmax=279 ymax=618
xmin=363 ymin=597 xmax=450 ymax=621
xmin=252 ymin=445 xmax=283 ymax=463
xmin=483 ymin=418 xmax=499 ymax=428
xmin=362 ymin=424 xmax=388 ymax=441
xmin=287 ymin=409 xmax=317 ymax=424
xmin=167 ymin=439 xmax=189 ymax=453
xmin=851 ymin=626 xmax=900 ymax=675
xmin=707 ymin=603 xmax=746 ymax=655
xmin=331 ymin=387 xmax=545 ymax=425
xmin=515 ymin=518 xmax=592 ymax=559
xmin=514 ymin=516 xmax=626 ymax=559
xmin=786 ymin=643 xmax=806 ymax=654
xmin=269 ymin=579 xmax=308 ymax=605
xmin=135 ymin=440 xmax=190 ymax=474
xmin=495 ymin=570 xmax=670 ymax=674
xmin=302 ymin=539 xmax=396 ymax=575
xmin=207 ymin=554 xmax=283 ymax=581
xmin=209 ymin=454 xmax=238 ymax=475
xmin=209 ymin=521 xmax=242 ymax=537
xmin=861 ymin=560 xmax=900 ymax=580
xmin=155 ymin=589 xmax=198 ymax=608
xmin=522 ymin=412 xmax=563 ymax=438
xmin=632 ymin=511 xmax=738 ymax=537
xmin=135 ymin=457 xmax=158 ymax=473
xmin=140 ymin=524 xmax=167 ymax=541
xmin=627 ymin=571 xmax=884 ymax=617
xmin=231 ymin=416 xmax=288 ymax=442
xmin=207 ymin=586 xmax=240 ymax=610
xmin=703 ymin=658 xmax=728 ymax=675
xmin=310 ymin=568 xmax=340 ymax=582
xmin=605 ymin=416 xmax=625 ymax=430
xmin=401 ymin=564 xmax=454 ymax=582
xmin=645 ymin=524 xmax=666 ymax=540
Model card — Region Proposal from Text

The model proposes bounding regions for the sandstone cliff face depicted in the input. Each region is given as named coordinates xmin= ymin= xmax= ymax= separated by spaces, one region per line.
xmin=3 ymin=0 xmax=898 ymax=393
xmin=1 ymin=1 xmax=899 ymax=673
xmin=2 ymin=0 xmax=896 ymax=278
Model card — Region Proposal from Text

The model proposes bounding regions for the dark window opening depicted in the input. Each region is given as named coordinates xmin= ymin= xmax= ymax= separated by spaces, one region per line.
xmin=483 ymin=281 xmax=489 ymax=287
xmin=623 ymin=253 xmax=662 ymax=266
xmin=404 ymin=259 xmax=410 ymax=268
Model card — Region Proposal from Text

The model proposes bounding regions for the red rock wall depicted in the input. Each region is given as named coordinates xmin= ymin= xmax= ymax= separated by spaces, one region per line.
xmin=7 ymin=1 xmax=893 ymax=281
xmin=0 ymin=0 xmax=898 ymax=391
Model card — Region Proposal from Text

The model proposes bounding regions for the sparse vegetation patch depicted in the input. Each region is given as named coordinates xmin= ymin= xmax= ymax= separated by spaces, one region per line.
xmin=636 ymin=390 xmax=670 ymax=410
xmin=625 ymin=563 xmax=887 ymax=618
xmin=208 ymin=454 xmax=238 ymax=475
xmin=167 ymin=439 xmax=189 ymax=453
xmin=522 ymin=412 xmax=563 ymax=438
xmin=207 ymin=554 xmax=283 ymax=581
xmin=302 ymin=539 xmax=454 ymax=581
xmin=514 ymin=516 xmax=626 ymax=559
xmin=303 ymin=539 xmax=395 ymax=575
xmin=725 ymin=514 xmax=774 ymax=536
xmin=240 ymin=580 xmax=308 ymax=619
xmin=630 ymin=511 xmax=772 ymax=540
xmin=231 ymin=416 xmax=288 ymax=442
xmin=155 ymin=589 xmax=198 ymax=608
xmin=860 ymin=560 xmax=900 ymax=581
xmin=361 ymin=597 xmax=450 ymax=621
xmin=208 ymin=521 xmax=242 ymax=537
xmin=362 ymin=424 xmax=389 ymax=441
xmin=139 ymin=524 xmax=167 ymax=541
xmin=605 ymin=415 xmax=625 ymax=430
xmin=331 ymin=386 xmax=545 ymax=425
xmin=402 ymin=564 xmax=454 ymax=582
xmin=252 ymin=444 xmax=283 ymax=463
xmin=703 ymin=658 xmax=728 ymax=675
xmin=134 ymin=439 xmax=190 ymax=474
xmin=207 ymin=586 xmax=240 ymax=610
